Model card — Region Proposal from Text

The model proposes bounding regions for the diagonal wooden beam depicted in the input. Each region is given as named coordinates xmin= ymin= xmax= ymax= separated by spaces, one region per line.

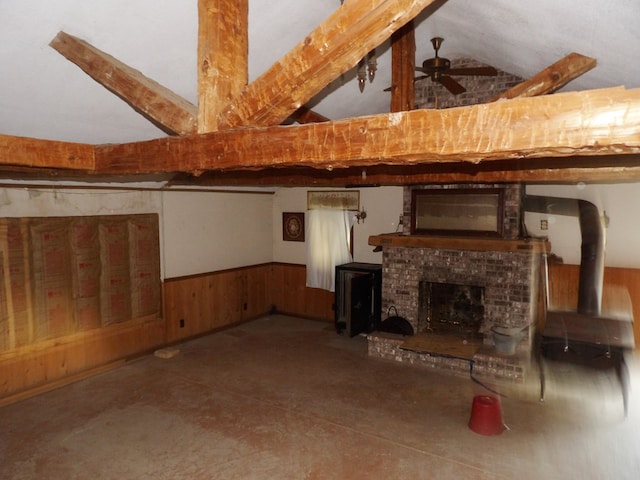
xmin=290 ymin=106 xmax=331 ymax=124
xmin=50 ymin=31 xmax=197 ymax=135
xmin=198 ymin=0 xmax=248 ymax=132
xmin=215 ymin=0 xmax=440 ymax=129
xmin=93 ymin=87 xmax=640 ymax=175
xmin=491 ymin=52 xmax=597 ymax=101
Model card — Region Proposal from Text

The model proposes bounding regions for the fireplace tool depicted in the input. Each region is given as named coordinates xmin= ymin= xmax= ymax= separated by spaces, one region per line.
xmin=379 ymin=306 xmax=414 ymax=336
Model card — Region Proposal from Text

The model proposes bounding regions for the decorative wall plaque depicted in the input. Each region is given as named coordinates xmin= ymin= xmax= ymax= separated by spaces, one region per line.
xmin=282 ymin=212 xmax=305 ymax=242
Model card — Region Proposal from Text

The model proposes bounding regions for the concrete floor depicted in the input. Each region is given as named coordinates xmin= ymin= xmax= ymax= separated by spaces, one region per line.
xmin=1 ymin=314 xmax=639 ymax=479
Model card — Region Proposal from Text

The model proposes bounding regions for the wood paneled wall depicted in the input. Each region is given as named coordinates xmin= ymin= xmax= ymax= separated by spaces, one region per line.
xmin=269 ymin=263 xmax=334 ymax=322
xmin=0 ymin=314 xmax=165 ymax=406
xmin=163 ymin=263 xmax=334 ymax=343
xmin=163 ymin=264 xmax=271 ymax=343
xmin=7 ymin=261 xmax=636 ymax=406
xmin=548 ymin=263 xmax=640 ymax=346
xmin=1 ymin=262 xmax=335 ymax=405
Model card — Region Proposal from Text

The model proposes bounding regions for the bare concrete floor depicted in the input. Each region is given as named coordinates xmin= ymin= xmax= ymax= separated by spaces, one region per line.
xmin=1 ymin=314 xmax=639 ymax=479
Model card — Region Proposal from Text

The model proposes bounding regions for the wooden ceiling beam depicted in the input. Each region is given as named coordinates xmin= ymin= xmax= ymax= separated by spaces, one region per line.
xmin=93 ymin=87 xmax=640 ymax=174
xmin=167 ymin=155 xmax=640 ymax=187
xmin=50 ymin=31 xmax=197 ymax=135
xmin=0 ymin=134 xmax=94 ymax=171
xmin=197 ymin=0 xmax=248 ymax=132
xmin=491 ymin=52 xmax=597 ymax=101
xmin=215 ymin=0 xmax=439 ymax=129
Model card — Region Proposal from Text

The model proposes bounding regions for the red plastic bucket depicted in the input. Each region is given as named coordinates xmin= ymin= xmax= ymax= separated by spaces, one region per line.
xmin=468 ymin=395 xmax=505 ymax=435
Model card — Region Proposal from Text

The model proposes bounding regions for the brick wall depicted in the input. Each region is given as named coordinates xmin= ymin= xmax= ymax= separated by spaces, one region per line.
xmin=382 ymin=246 xmax=541 ymax=338
xmin=385 ymin=184 xmax=541 ymax=355
xmin=414 ymin=57 xmax=523 ymax=110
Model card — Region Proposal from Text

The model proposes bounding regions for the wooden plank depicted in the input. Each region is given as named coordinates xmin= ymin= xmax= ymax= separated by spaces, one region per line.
xmin=269 ymin=263 xmax=334 ymax=322
xmin=368 ymin=233 xmax=550 ymax=253
xmin=0 ymin=133 xmax=94 ymax=170
xmin=390 ymin=20 xmax=415 ymax=113
xmin=215 ymin=0 xmax=439 ymax=128
xmin=163 ymin=265 xmax=272 ymax=342
xmin=491 ymin=53 xmax=597 ymax=101
xmin=197 ymin=0 xmax=248 ymax=133
xmin=0 ymin=315 xmax=165 ymax=405
xmin=94 ymin=87 xmax=640 ymax=174
xmin=50 ymin=31 xmax=197 ymax=135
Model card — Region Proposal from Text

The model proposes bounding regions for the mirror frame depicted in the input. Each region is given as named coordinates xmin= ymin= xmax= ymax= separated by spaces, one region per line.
xmin=410 ymin=188 xmax=505 ymax=237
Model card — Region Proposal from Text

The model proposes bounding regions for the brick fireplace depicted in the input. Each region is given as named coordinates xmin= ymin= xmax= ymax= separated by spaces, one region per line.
xmin=368 ymin=184 xmax=549 ymax=382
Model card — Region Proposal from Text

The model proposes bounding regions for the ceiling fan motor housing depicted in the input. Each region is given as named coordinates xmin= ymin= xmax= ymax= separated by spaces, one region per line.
xmin=423 ymin=56 xmax=450 ymax=73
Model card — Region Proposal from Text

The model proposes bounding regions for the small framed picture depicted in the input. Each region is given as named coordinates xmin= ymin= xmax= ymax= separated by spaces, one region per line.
xmin=282 ymin=212 xmax=305 ymax=242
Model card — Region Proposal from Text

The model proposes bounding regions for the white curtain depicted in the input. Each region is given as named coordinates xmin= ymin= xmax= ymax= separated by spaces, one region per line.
xmin=305 ymin=208 xmax=356 ymax=292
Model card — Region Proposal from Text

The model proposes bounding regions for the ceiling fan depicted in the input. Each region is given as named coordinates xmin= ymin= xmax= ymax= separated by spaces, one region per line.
xmin=415 ymin=37 xmax=498 ymax=95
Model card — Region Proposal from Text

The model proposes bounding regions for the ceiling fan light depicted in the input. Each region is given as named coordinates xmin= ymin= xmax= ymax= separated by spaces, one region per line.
xmin=357 ymin=58 xmax=368 ymax=92
xmin=367 ymin=50 xmax=377 ymax=83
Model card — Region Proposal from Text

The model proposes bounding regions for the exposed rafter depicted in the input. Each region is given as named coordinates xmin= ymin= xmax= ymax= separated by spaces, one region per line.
xmin=215 ymin=0 xmax=440 ymax=129
xmin=197 ymin=0 xmax=248 ymax=132
xmin=491 ymin=52 xmax=597 ymax=101
xmin=389 ymin=20 xmax=416 ymax=112
xmin=3 ymin=2 xmax=637 ymax=189
xmin=49 ymin=31 xmax=198 ymax=136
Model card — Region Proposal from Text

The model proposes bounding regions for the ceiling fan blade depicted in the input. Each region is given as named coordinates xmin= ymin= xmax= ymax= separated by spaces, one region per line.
xmin=387 ymin=75 xmax=429 ymax=90
xmin=447 ymin=66 xmax=498 ymax=76
xmin=415 ymin=66 xmax=427 ymax=74
xmin=439 ymin=75 xmax=466 ymax=95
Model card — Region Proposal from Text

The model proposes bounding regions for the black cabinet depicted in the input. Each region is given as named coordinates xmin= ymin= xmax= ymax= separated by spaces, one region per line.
xmin=335 ymin=262 xmax=382 ymax=337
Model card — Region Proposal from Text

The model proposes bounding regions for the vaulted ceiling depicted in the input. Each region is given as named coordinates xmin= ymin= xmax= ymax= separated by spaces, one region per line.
xmin=1 ymin=0 xmax=640 ymax=186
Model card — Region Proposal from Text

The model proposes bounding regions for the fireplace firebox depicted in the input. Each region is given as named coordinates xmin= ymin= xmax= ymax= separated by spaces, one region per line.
xmin=419 ymin=281 xmax=484 ymax=340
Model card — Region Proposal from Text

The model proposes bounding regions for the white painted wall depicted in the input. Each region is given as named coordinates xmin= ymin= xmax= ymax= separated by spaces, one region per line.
xmin=272 ymin=186 xmax=403 ymax=265
xmin=270 ymin=182 xmax=640 ymax=269
xmin=161 ymin=190 xmax=274 ymax=278
xmin=525 ymin=183 xmax=640 ymax=268
xmin=0 ymin=186 xmax=274 ymax=280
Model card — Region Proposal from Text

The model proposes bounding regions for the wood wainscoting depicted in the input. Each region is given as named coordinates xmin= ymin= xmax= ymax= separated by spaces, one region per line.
xmin=269 ymin=263 xmax=334 ymax=323
xmin=0 ymin=314 xmax=165 ymax=407
xmin=163 ymin=264 xmax=272 ymax=343
xmin=1 ymin=263 xmax=334 ymax=406
xmin=547 ymin=263 xmax=640 ymax=347
xmin=163 ymin=263 xmax=334 ymax=344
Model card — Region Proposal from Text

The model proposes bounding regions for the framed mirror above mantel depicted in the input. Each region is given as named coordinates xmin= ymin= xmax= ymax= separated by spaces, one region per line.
xmin=411 ymin=187 xmax=505 ymax=237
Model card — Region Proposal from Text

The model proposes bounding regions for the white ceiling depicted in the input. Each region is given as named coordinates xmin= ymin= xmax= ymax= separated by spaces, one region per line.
xmin=1 ymin=0 xmax=639 ymax=146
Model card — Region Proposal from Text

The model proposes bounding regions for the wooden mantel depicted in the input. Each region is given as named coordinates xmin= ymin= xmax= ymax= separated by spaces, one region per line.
xmin=368 ymin=233 xmax=551 ymax=254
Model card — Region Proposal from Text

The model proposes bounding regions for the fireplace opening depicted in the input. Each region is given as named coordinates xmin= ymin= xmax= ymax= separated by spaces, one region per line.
xmin=419 ymin=281 xmax=484 ymax=340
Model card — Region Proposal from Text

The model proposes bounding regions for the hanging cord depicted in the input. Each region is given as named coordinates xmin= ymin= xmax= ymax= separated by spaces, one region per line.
xmin=469 ymin=359 xmax=508 ymax=398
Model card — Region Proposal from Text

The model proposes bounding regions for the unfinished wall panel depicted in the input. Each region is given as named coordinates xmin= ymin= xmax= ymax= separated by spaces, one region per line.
xmin=99 ymin=217 xmax=132 ymax=325
xmin=0 ymin=213 xmax=163 ymax=405
xmin=30 ymin=219 xmax=75 ymax=340
xmin=0 ymin=214 xmax=161 ymax=350
xmin=128 ymin=215 xmax=161 ymax=318
xmin=70 ymin=217 xmax=101 ymax=330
